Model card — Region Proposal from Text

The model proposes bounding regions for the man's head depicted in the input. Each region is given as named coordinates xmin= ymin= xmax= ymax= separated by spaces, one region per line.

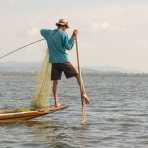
xmin=56 ymin=19 xmax=69 ymax=31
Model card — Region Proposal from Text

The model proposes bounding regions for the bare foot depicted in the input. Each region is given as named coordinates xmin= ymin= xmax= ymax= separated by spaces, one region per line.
xmin=82 ymin=94 xmax=90 ymax=104
xmin=38 ymin=107 xmax=50 ymax=112
xmin=55 ymin=103 xmax=62 ymax=108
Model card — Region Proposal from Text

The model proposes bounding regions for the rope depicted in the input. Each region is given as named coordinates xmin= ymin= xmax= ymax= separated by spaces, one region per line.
xmin=0 ymin=39 xmax=44 ymax=60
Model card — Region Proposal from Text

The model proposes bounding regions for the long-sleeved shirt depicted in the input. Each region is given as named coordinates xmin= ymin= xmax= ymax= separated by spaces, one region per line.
xmin=40 ymin=29 xmax=74 ymax=63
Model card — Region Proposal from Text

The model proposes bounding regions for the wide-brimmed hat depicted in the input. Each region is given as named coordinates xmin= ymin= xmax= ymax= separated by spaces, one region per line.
xmin=56 ymin=19 xmax=69 ymax=28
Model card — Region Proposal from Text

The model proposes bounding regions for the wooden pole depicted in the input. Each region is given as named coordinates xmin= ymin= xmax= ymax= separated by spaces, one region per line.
xmin=75 ymin=36 xmax=84 ymax=105
xmin=75 ymin=36 xmax=87 ymax=124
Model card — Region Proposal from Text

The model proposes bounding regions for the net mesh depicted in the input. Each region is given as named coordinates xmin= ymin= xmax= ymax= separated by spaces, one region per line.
xmin=32 ymin=49 xmax=52 ymax=109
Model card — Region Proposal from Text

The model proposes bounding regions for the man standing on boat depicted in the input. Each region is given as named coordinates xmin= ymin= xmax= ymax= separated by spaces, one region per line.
xmin=40 ymin=19 xmax=89 ymax=107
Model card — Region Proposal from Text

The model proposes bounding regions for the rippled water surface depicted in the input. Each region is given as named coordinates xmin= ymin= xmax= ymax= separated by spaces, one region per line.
xmin=1 ymin=71 xmax=148 ymax=148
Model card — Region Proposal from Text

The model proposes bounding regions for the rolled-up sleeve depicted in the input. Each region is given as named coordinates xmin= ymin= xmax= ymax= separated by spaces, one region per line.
xmin=40 ymin=29 xmax=49 ymax=39
xmin=62 ymin=33 xmax=74 ymax=50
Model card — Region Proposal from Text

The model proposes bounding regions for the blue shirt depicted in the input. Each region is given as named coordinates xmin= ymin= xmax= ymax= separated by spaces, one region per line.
xmin=40 ymin=29 xmax=75 ymax=63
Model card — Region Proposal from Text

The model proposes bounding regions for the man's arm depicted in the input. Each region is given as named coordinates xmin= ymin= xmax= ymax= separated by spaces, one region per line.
xmin=63 ymin=33 xmax=74 ymax=50
xmin=62 ymin=30 xmax=78 ymax=50
xmin=40 ymin=29 xmax=49 ymax=39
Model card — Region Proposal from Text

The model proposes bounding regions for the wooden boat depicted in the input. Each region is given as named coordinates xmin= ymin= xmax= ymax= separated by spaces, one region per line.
xmin=0 ymin=105 xmax=68 ymax=123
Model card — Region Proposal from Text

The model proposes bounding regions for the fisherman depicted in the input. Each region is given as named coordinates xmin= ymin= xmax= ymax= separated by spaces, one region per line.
xmin=40 ymin=19 xmax=89 ymax=107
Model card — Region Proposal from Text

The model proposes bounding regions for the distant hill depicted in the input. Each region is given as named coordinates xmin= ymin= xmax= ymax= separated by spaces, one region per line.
xmin=0 ymin=62 xmax=145 ymax=74
xmin=0 ymin=62 xmax=41 ymax=73
xmin=82 ymin=66 xmax=144 ymax=74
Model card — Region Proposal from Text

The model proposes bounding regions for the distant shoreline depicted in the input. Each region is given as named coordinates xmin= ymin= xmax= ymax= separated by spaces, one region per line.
xmin=0 ymin=62 xmax=147 ymax=75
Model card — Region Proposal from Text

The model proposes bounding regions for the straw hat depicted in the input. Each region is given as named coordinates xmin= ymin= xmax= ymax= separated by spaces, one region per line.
xmin=56 ymin=19 xmax=69 ymax=28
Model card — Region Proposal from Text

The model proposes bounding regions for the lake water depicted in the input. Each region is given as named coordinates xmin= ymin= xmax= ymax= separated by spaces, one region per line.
xmin=0 ymin=71 xmax=148 ymax=148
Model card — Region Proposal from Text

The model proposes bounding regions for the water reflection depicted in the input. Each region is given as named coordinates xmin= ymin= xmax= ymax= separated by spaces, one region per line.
xmin=22 ymin=119 xmax=90 ymax=148
xmin=23 ymin=120 xmax=64 ymax=145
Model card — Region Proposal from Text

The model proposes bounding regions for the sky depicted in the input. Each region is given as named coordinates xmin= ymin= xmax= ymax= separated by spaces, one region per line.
xmin=0 ymin=0 xmax=148 ymax=72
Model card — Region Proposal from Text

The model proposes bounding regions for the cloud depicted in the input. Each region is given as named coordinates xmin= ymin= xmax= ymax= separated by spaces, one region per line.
xmin=90 ymin=20 xmax=127 ymax=33
xmin=8 ymin=0 xmax=17 ymax=6
xmin=101 ymin=22 xmax=110 ymax=31
xmin=26 ymin=27 xmax=40 ymax=37
xmin=90 ymin=21 xmax=110 ymax=32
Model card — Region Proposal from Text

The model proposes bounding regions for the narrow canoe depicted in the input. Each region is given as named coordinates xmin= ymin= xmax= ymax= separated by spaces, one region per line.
xmin=0 ymin=105 xmax=68 ymax=123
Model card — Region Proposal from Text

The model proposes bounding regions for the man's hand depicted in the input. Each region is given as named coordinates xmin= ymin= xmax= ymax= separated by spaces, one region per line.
xmin=72 ymin=29 xmax=79 ymax=38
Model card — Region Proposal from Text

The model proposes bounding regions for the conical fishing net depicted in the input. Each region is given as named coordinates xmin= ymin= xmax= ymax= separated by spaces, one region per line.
xmin=32 ymin=49 xmax=52 ymax=109
xmin=0 ymin=38 xmax=53 ymax=113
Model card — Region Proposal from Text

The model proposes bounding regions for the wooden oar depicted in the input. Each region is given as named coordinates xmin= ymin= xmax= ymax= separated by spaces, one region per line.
xmin=75 ymin=36 xmax=87 ymax=124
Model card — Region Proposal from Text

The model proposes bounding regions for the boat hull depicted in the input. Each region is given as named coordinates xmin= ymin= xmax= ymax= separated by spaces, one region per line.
xmin=0 ymin=105 xmax=68 ymax=123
